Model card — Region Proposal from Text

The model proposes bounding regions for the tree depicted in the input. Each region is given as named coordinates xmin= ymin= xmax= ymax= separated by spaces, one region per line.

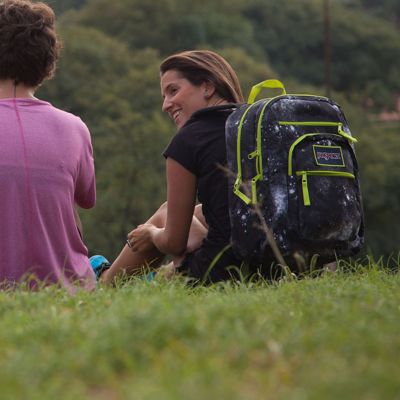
xmin=245 ymin=0 xmax=400 ymax=109
xmin=37 ymin=0 xmax=400 ymax=258
xmin=63 ymin=0 xmax=259 ymax=57
xmin=39 ymin=26 xmax=171 ymax=257
xmin=47 ymin=0 xmax=86 ymax=15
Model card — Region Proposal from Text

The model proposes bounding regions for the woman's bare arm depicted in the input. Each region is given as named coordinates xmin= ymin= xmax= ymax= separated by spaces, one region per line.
xmin=129 ymin=157 xmax=196 ymax=256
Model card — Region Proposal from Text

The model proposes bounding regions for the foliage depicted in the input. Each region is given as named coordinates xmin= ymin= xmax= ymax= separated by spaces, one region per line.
xmin=63 ymin=0 xmax=258 ymax=57
xmin=356 ymin=122 xmax=400 ymax=256
xmin=0 ymin=266 xmax=399 ymax=398
xmin=245 ymin=0 xmax=400 ymax=108
xmin=53 ymin=0 xmax=400 ymax=108
xmin=47 ymin=0 xmax=86 ymax=15
xmin=37 ymin=0 xmax=400 ymax=259
xmin=342 ymin=0 xmax=400 ymax=28
xmin=39 ymin=27 xmax=170 ymax=257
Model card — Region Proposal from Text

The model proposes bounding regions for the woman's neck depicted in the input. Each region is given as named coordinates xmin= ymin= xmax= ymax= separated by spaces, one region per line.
xmin=0 ymin=80 xmax=36 ymax=99
xmin=207 ymin=96 xmax=228 ymax=108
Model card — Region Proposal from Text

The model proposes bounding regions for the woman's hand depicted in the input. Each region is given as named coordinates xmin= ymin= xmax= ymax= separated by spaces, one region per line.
xmin=127 ymin=223 xmax=161 ymax=252
xmin=125 ymin=158 xmax=198 ymax=256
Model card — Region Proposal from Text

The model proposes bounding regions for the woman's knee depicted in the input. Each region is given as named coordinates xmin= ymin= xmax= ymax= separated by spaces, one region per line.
xmin=194 ymin=204 xmax=208 ymax=229
xmin=147 ymin=201 xmax=168 ymax=227
xmin=158 ymin=201 xmax=168 ymax=212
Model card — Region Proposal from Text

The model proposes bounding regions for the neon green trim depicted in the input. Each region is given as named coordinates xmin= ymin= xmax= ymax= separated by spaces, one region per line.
xmin=279 ymin=121 xmax=357 ymax=143
xmin=288 ymin=133 xmax=352 ymax=175
xmin=235 ymin=90 xmax=356 ymax=204
xmin=312 ymin=145 xmax=345 ymax=167
xmin=251 ymin=176 xmax=262 ymax=204
xmin=288 ymin=133 xmax=339 ymax=175
xmin=234 ymin=186 xmax=251 ymax=205
xmin=248 ymin=79 xmax=286 ymax=104
xmin=237 ymin=106 xmax=253 ymax=174
xmin=256 ymin=101 xmax=271 ymax=179
xmin=234 ymin=99 xmax=273 ymax=205
xmin=296 ymin=170 xmax=355 ymax=179
xmin=248 ymin=99 xmax=273 ymax=204
xmin=247 ymin=150 xmax=258 ymax=159
xmin=234 ymin=104 xmax=255 ymax=205
xmin=279 ymin=121 xmax=340 ymax=126
xmin=296 ymin=170 xmax=355 ymax=206
xmin=338 ymin=123 xmax=357 ymax=143
xmin=301 ymin=172 xmax=311 ymax=206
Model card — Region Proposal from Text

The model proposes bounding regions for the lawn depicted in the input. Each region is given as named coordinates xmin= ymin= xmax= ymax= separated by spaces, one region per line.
xmin=0 ymin=259 xmax=399 ymax=399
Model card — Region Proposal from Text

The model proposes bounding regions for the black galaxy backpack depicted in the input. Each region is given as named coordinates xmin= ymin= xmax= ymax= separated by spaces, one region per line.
xmin=225 ymin=79 xmax=364 ymax=270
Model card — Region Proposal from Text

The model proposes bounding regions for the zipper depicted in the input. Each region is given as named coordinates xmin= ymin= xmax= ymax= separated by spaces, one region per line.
xmin=234 ymin=99 xmax=273 ymax=205
xmin=251 ymin=100 xmax=272 ymax=203
xmin=234 ymin=103 xmax=256 ymax=205
xmin=279 ymin=121 xmax=357 ymax=144
xmin=234 ymin=99 xmax=353 ymax=205
xmin=296 ymin=170 xmax=355 ymax=206
xmin=288 ymin=133 xmax=344 ymax=175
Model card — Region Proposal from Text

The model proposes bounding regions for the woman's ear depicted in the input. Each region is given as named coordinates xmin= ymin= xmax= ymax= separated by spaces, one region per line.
xmin=203 ymin=81 xmax=216 ymax=99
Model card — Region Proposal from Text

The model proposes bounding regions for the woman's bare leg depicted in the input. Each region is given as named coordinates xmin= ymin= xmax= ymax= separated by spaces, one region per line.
xmin=194 ymin=204 xmax=208 ymax=229
xmin=100 ymin=203 xmax=168 ymax=285
xmin=101 ymin=203 xmax=208 ymax=285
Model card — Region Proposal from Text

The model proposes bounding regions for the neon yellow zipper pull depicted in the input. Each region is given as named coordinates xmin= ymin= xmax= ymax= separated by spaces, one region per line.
xmin=301 ymin=172 xmax=311 ymax=206
xmin=251 ymin=175 xmax=262 ymax=205
xmin=338 ymin=123 xmax=357 ymax=143
xmin=248 ymin=150 xmax=259 ymax=159
xmin=234 ymin=176 xmax=252 ymax=205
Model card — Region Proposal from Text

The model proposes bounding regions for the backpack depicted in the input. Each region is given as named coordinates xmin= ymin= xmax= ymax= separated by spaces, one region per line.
xmin=225 ymin=79 xmax=364 ymax=271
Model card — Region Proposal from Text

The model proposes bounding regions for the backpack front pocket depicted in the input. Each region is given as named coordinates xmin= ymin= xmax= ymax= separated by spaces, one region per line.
xmin=293 ymin=170 xmax=361 ymax=242
xmin=296 ymin=170 xmax=355 ymax=206
xmin=288 ymin=134 xmax=361 ymax=242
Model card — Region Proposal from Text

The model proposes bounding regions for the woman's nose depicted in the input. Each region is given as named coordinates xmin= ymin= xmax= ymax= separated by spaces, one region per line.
xmin=162 ymin=97 xmax=171 ymax=113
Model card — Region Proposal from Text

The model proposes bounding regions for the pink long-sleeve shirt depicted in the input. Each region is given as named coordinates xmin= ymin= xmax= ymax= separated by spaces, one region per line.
xmin=0 ymin=98 xmax=96 ymax=290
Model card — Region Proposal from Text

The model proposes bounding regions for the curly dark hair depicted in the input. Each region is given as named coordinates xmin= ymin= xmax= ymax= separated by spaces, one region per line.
xmin=0 ymin=0 xmax=61 ymax=87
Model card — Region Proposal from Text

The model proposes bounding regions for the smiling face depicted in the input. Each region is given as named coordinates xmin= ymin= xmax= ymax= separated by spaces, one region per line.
xmin=160 ymin=69 xmax=211 ymax=129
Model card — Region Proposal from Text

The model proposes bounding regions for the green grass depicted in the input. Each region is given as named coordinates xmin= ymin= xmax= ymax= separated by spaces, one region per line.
xmin=1 ymin=261 xmax=400 ymax=399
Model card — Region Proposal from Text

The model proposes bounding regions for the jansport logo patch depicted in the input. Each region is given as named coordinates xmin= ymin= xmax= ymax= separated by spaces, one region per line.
xmin=313 ymin=145 xmax=345 ymax=167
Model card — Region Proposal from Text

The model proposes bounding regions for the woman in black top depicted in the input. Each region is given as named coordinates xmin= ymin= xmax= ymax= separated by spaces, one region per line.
xmin=102 ymin=50 xmax=244 ymax=284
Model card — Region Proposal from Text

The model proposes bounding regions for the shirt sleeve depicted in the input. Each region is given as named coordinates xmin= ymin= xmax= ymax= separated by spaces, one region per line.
xmin=163 ymin=126 xmax=198 ymax=175
xmin=74 ymin=120 xmax=96 ymax=209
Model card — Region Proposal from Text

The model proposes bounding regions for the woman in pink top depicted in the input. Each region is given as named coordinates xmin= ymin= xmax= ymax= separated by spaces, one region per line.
xmin=0 ymin=0 xmax=96 ymax=289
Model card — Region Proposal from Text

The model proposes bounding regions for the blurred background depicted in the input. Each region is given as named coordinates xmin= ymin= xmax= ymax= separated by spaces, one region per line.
xmin=40 ymin=0 xmax=400 ymax=261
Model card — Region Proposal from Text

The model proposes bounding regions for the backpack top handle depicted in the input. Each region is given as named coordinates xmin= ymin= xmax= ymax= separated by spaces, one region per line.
xmin=247 ymin=79 xmax=286 ymax=104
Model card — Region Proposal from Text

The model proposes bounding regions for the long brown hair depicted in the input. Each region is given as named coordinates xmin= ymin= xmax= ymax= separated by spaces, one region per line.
xmin=160 ymin=50 xmax=244 ymax=103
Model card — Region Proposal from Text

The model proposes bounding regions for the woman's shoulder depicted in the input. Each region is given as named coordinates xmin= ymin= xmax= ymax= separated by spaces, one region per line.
xmin=178 ymin=104 xmax=239 ymax=136
xmin=189 ymin=104 xmax=239 ymax=123
xmin=169 ymin=104 xmax=241 ymax=150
